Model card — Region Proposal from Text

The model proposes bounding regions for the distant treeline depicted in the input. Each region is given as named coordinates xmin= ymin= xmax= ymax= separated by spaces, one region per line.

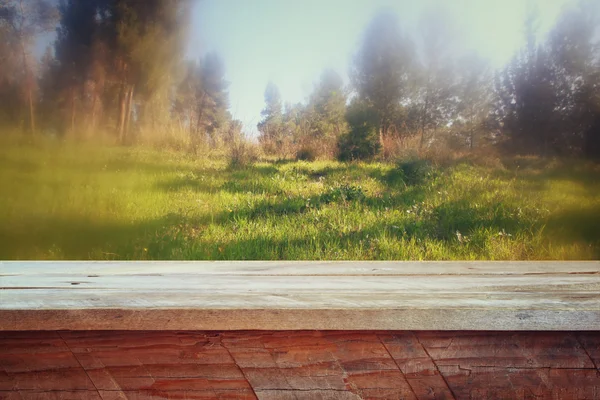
xmin=0 ymin=0 xmax=599 ymax=161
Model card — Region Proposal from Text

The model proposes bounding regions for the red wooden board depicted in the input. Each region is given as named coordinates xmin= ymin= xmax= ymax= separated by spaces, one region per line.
xmin=1 ymin=331 xmax=599 ymax=399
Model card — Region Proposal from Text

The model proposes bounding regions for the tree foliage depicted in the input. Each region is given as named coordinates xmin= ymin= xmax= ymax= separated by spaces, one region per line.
xmin=338 ymin=99 xmax=380 ymax=161
xmin=257 ymin=81 xmax=286 ymax=154
xmin=352 ymin=11 xmax=414 ymax=148
xmin=1 ymin=0 xmax=599 ymax=162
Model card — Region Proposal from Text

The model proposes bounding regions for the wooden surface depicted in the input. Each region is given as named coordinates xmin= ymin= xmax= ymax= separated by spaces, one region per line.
xmin=1 ymin=330 xmax=600 ymax=399
xmin=1 ymin=261 xmax=599 ymax=331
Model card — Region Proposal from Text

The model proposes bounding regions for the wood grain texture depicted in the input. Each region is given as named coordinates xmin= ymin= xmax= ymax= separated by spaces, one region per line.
xmin=1 ymin=261 xmax=599 ymax=331
xmin=1 ymin=331 xmax=600 ymax=399
xmin=2 ymin=260 xmax=599 ymax=275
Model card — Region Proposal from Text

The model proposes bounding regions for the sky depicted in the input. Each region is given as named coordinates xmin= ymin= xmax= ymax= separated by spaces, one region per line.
xmin=188 ymin=0 xmax=575 ymax=136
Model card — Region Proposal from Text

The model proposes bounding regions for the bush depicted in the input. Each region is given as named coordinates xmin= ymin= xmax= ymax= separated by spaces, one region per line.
xmin=399 ymin=159 xmax=434 ymax=185
xmin=387 ymin=159 xmax=434 ymax=186
xmin=420 ymin=144 xmax=457 ymax=167
xmin=320 ymin=184 xmax=365 ymax=203
xmin=338 ymin=99 xmax=380 ymax=162
xmin=296 ymin=146 xmax=317 ymax=161
xmin=229 ymin=139 xmax=259 ymax=168
xmin=385 ymin=167 xmax=406 ymax=187
xmin=337 ymin=125 xmax=380 ymax=162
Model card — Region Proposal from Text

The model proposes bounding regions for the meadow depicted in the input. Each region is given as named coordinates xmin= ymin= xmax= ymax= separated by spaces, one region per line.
xmin=1 ymin=136 xmax=599 ymax=260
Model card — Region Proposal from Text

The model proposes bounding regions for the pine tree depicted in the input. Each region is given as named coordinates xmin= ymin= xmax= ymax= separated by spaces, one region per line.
xmin=414 ymin=6 xmax=458 ymax=148
xmin=495 ymin=9 xmax=560 ymax=156
xmin=455 ymin=53 xmax=493 ymax=150
xmin=197 ymin=52 xmax=230 ymax=145
xmin=257 ymin=81 xmax=285 ymax=154
xmin=309 ymin=69 xmax=348 ymax=145
xmin=547 ymin=0 xmax=600 ymax=158
xmin=352 ymin=11 xmax=414 ymax=152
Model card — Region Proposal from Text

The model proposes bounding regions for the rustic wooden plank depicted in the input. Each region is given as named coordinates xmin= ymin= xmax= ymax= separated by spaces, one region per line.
xmin=1 ymin=261 xmax=599 ymax=331
xmin=2 ymin=260 xmax=599 ymax=276
xmin=254 ymin=390 xmax=360 ymax=400
xmin=4 ymin=391 xmax=104 ymax=400
xmin=97 ymin=390 xmax=257 ymax=399
xmin=2 ymin=309 xmax=599 ymax=331
xmin=416 ymin=332 xmax=595 ymax=369
xmin=438 ymin=365 xmax=600 ymax=399
xmin=5 ymin=290 xmax=599 ymax=310
xmin=416 ymin=331 xmax=600 ymax=399
xmin=4 ymin=272 xmax=600 ymax=291
xmin=379 ymin=332 xmax=456 ymax=399
xmin=1 ymin=331 xmax=600 ymax=399
xmin=578 ymin=333 xmax=600 ymax=371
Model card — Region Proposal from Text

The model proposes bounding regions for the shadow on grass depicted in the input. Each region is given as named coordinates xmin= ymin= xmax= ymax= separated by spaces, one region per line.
xmin=4 ymin=154 xmax=599 ymax=260
xmin=545 ymin=205 xmax=600 ymax=245
xmin=0 ymin=217 xmax=158 ymax=259
xmin=492 ymin=159 xmax=600 ymax=196
xmin=156 ymin=176 xmax=223 ymax=193
xmin=288 ymin=163 xmax=380 ymax=181
xmin=3 ymin=198 xmax=598 ymax=260
xmin=154 ymin=164 xmax=282 ymax=195
xmin=221 ymin=180 xmax=282 ymax=195
xmin=0 ymin=155 xmax=42 ymax=173
xmin=0 ymin=213 xmax=216 ymax=260
xmin=227 ymin=185 xmax=367 ymax=221
xmin=430 ymin=199 xmax=529 ymax=240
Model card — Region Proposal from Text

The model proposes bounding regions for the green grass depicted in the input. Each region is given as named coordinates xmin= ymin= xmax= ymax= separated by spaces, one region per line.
xmin=1 ymin=136 xmax=599 ymax=260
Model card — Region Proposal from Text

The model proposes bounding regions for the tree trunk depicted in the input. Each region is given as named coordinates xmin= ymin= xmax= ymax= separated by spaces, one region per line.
xmin=19 ymin=33 xmax=34 ymax=133
xmin=470 ymin=127 xmax=474 ymax=151
xmin=28 ymin=86 xmax=35 ymax=134
xmin=16 ymin=0 xmax=35 ymax=134
xmin=70 ymin=88 xmax=76 ymax=135
xmin=195 ymin=91 xmax=207 ymax=138
xmin=124 ymin=85 xmax=134 ymax=140
xmin=188 ymin=107 xmax=194 ymax=137
xmin=90 ymin=93 xmax=97 ymax=133
xmin=419 ymin=96 xmax=429 ymax=150
xmin=118 ymin=85 xmax=127 ymax=143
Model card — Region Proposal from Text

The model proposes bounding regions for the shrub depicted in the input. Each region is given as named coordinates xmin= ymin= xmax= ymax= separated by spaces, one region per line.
xmin=320 ymin=184 xmax=366 ymax=203
xmin=386 ymin=159 xmax=434 ymax=186
xmin=381 ymin=134 xmax=421 ymax=161
xmin=338 ymin=99 xmax=380 ymax=162
xmin=420 ymin=144 xmax=457 ymax=167
xmin=296 ymin=146 xmax=317 ymax=161
xmin=399 ymin=159 xmax=434 ymax=185
xmin=337 ymin=125 xmax=380 ymax=162
xmin=385 ymin=167 xmax=406 ymax=187
xmin=229 ymin=139 xmax=259 ymax=168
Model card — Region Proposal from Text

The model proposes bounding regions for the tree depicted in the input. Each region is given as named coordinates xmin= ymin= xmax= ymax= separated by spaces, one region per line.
xmin=455 ymin=53 xmax=493 ymax=150
xmin=352 ymin=11 xmax=414 ymax=151
xmin=49 ymin=0 xmax=191 ymax=140
xmin=174 ymin=53 xmax=230 ymax=150
xmin=546 ymin=0 xmax=600 ymax=158
xmin=174 ymin=60 xmax=200 ymax=136
xmin=52 ymin=0 xmax=107 ymax=135
xmin=0 ymin=1 xmax=22 ymax=128
xmin=338 ymin=98 xmax=380 ymax=161
xmin=257 ymin=81 xmax=286 ymax=154
xmin=309 ymin=69 xmax=348 ymax=141
xmin=196 ymin=52 xmax=229 ymax=145
xmin=0 ymin=0 xmax=57 ymax=133
xmin=414 ymin=7 xmax=458 ymax=148
xmin=129 ymin=0 xmax=192 ymax=138
xmin=495 ymin=9 xmax=560 ymax=156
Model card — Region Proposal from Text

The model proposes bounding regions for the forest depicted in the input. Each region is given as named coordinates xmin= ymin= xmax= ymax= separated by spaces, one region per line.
xmin=0 ymin=0 xmax=599 ymax=260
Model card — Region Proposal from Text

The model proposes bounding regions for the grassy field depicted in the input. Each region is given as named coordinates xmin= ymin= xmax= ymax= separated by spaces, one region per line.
xmin=1 ymin=137 xmax=599 ymax=260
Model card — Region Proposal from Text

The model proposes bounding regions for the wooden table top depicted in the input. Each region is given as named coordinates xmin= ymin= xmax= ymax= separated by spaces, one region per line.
xmin=1 ymin=261 xmax=599 ymax=331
